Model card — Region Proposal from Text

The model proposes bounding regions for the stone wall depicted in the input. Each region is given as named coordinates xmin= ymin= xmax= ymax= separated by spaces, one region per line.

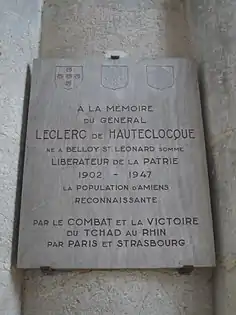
xmin=187 ymin=1 xmax=236 ymax=314
xmin=2 ymin=0 xmax=236 ymax=314
xmin=23 ymin=1 xmax=213 ymax=315
xmin=0 ymin=1 xmax=41 ymax=314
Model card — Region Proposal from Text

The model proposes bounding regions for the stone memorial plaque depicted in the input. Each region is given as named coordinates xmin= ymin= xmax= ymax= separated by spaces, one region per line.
xmin=17 ymin=58 xmax=215 ymax=269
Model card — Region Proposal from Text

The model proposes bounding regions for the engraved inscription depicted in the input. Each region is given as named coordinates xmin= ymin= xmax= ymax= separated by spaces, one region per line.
xmin=17 ymin=58 xmax=215 ymax=269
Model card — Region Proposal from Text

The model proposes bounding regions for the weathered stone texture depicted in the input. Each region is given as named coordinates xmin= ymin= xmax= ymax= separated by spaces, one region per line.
xmin=24 ymin=269 xmax=212 ymax=315
xmin=41 ymin=0 xmax=191 ymax=59
xmin=186 ymin=1 xmax=236 ymax=314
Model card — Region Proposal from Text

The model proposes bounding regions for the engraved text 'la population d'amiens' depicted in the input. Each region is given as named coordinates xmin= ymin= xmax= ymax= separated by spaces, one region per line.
xmin=17 ymin=58 xmax=215 ymax=269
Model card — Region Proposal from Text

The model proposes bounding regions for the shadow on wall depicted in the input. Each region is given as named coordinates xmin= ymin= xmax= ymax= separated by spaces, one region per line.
xmin=11 ymin=65 xmax=32 ymax=267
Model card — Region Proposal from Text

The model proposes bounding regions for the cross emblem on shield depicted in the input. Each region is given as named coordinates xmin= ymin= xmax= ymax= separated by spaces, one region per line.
xmin=55 ymin=66 xmax=83 ymax=90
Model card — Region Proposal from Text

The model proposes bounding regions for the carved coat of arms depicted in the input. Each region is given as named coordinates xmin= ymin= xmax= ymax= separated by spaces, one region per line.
xmin=55 ymin=66 xmax=83 ymax=90
xmin=146 ymin=65 xmax=174 ymax=90
xmin=101 ymin=65 xmax=129 ymax=90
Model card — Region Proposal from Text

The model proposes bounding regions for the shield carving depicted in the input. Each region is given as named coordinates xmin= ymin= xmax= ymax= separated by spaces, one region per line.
xmin=101 ymin=65 xmax=129 ymax=90
xmin=55 ymin=66 xmax=83 ymax=90
xmin=146 ymin=65 xmax=174 ymax=90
